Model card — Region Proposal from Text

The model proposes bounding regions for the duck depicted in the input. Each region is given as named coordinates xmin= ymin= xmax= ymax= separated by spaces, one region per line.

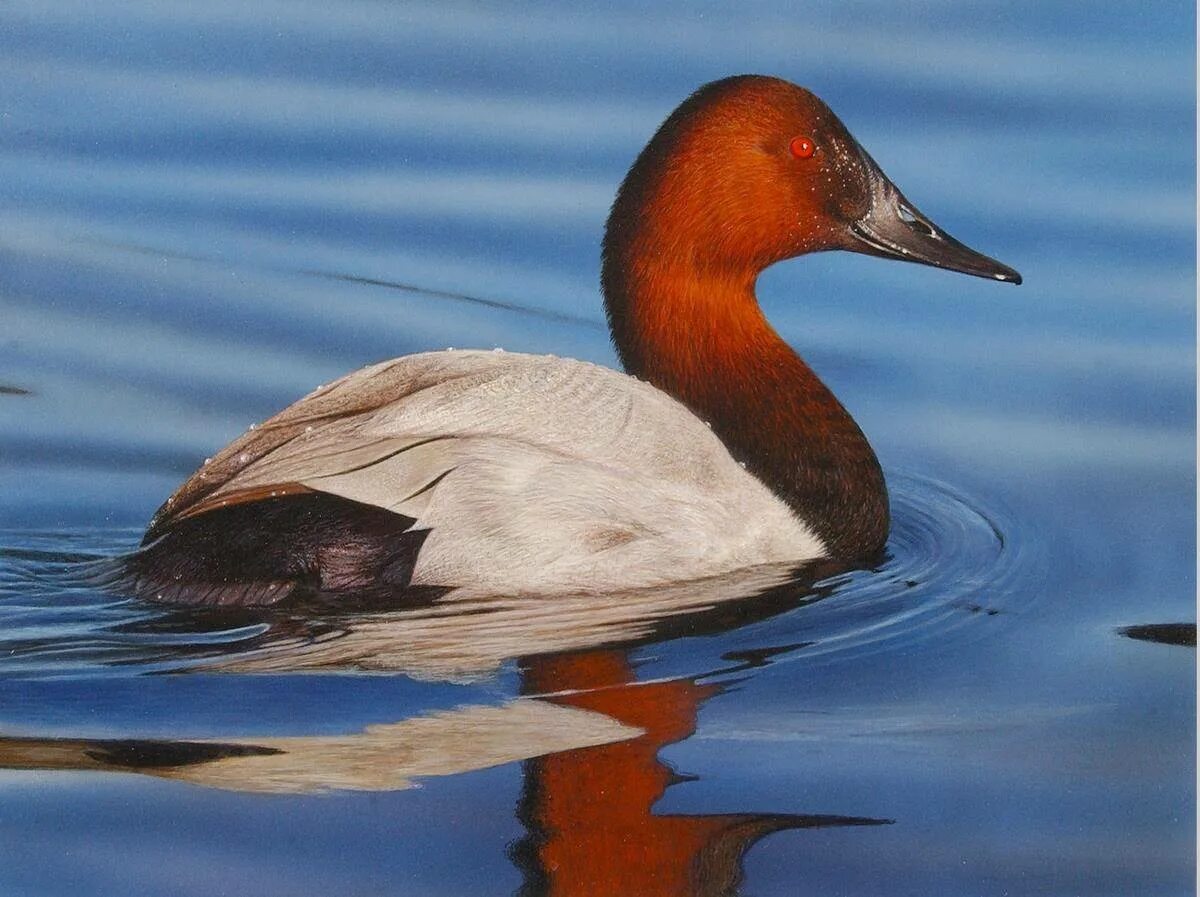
xmin=124 ymin=75 xmax=1020 ymax=606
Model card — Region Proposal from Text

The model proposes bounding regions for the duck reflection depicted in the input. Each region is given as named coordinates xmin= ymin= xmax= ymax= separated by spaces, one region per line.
xmin=162 ymin=559 xmax=845 ymax=679
xmin=512 ymin=649 xmax=888 ymax=897
xmin=0 ymin=646 xmax=888 ymax=894
xmin=1 ymin=561 xmax=890 ymax=892
xmin=0 ymin=686 xmax=638 ymax=793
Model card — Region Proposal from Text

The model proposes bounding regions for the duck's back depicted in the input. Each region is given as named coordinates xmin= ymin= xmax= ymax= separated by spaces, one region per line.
xmin=129 ymin=351 xmax=824 ymax=604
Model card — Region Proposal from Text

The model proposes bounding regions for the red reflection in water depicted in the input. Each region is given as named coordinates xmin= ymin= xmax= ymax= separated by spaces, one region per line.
xmin=513 ymin=649 xmax=880 ymax=896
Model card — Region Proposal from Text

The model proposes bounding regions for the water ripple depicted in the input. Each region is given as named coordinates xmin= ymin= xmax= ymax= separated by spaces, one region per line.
xmin=711 ymin=472 xmax=1038 ymax=671
xmin=0 ymin=473 xmax=1037 ymax=682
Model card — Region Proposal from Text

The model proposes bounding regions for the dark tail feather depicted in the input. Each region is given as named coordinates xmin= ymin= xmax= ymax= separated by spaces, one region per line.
xmin=118 ymin=493 xmax=428 ymax=608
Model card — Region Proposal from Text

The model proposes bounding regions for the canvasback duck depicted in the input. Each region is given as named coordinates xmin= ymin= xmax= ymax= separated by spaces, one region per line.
xmin=127 ymin=75 xmax=1020 ymax=606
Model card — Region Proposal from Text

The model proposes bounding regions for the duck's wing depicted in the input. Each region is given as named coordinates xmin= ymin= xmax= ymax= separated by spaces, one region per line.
xmin=146 ymin=350 xmax=733 ymax=539
xmin=133 ymin=350 xmax=821 ymax=602
xmin=144 ymin=352 xmax=518 ymax=539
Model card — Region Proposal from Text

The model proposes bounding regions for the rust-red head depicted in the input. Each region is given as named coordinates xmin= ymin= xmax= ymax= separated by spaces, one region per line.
xmin=604 ymin=75 xmax=1022 ymax=284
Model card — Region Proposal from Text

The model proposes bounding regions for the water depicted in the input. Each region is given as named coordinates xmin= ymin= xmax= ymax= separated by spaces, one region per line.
xmin=0 ymin=2 xmax=1194 ymax=895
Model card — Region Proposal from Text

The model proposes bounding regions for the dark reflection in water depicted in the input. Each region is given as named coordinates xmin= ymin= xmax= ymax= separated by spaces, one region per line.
xmin=1118 ymin=623 xmax=1196 ymax=648
xmin=0 ymin=735 xmax=284 ymax=771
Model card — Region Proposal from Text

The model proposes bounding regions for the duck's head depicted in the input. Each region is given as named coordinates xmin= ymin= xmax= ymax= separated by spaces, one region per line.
xmin=606 ymin=75 xmax=1021 ymax=284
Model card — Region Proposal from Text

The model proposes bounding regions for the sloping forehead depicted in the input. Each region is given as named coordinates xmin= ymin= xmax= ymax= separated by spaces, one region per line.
xmin=684 ymin=77 xmax=850 ymax=141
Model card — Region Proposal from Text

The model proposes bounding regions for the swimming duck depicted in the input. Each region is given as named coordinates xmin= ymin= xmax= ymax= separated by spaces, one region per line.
xmin=127 ymin=75 xmax=1020 ymax=606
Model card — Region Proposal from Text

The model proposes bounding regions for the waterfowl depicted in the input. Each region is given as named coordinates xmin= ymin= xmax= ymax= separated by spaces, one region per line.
xmin=127 ymin=75 xmax=1020 ymax=606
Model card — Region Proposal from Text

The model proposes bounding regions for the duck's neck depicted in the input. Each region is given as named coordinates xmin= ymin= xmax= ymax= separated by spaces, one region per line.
xmin=602 ymin=252 xmax=888 ymax=562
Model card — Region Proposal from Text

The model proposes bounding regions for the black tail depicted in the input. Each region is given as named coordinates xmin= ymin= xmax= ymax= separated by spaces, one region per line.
xmin=120 ymin=493 xmax=430 ymax=607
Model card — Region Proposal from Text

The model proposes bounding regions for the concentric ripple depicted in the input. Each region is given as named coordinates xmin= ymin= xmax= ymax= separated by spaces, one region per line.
xmin=689 ymin=471 xmax=1041 ymax=675
xmin=0 ymin=472 xmax=1038 ymax=680
xmin=0 ymin=528 xmax=273 ymax=676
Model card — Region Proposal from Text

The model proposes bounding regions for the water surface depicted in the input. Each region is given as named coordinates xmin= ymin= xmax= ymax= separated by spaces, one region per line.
xmin=0 ymin=2 xmax=1194 ymax=895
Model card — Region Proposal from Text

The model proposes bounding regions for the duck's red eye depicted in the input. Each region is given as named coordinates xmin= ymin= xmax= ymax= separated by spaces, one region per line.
xmin=789 ymin=136 xmax=815 ymax=159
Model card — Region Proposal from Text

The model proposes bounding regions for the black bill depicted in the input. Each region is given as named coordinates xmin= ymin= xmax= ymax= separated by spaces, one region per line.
xmin=848 ymin=158 xmax=1022 ymax=285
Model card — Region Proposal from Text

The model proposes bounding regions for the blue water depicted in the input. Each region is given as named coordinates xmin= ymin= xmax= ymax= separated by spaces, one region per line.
xmin=0 ymin=2 xmax=1194 ymax=895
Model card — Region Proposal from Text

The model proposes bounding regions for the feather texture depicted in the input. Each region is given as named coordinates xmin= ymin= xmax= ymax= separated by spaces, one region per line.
xmin=145 ymin=351 xmax=825 ymax=595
